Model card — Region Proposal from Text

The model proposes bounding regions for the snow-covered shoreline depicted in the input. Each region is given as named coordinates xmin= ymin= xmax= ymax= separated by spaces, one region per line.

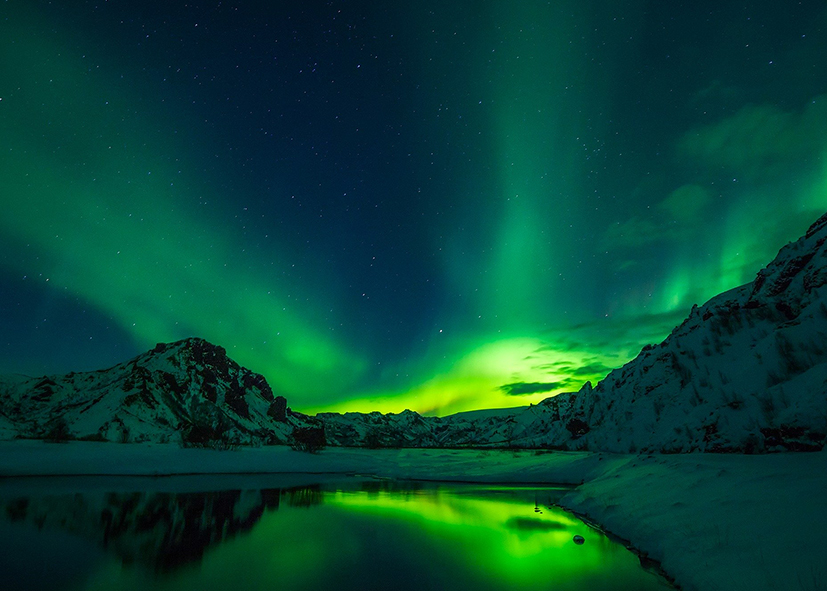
xmin=2 ymin=441 xmax=825 ymax=591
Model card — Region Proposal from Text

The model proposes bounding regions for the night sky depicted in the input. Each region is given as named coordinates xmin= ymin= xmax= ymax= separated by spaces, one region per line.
xmin=1 ymin=1 xmax=826 ymax=415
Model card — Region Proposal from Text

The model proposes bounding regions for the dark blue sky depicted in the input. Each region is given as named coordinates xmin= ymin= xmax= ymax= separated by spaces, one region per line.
xmin=1 ymin=0 xmax=825 ymax=414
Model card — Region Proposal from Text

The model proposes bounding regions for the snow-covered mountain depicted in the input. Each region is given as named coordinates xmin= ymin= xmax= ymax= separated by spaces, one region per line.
xmin=2 ymin=212 xmax=827 ymax=453
xmin=321 ymin=212 xmax=827 ymax=452
xmin=525 ymin=212 xmax=827 ymax=453
xmin=0 ymin=339 xmax=317 ymax=446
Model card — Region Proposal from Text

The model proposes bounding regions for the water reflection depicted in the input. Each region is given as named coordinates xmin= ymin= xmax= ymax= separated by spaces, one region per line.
xmin=2 ymin=485 xmax=320 ymax=572
xmin=0 ymin=478 xmax=673 ymax=591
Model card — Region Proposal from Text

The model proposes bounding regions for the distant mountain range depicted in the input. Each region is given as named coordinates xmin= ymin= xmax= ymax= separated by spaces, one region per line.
xmin=3 ymin=212 xmax=827 ymax=453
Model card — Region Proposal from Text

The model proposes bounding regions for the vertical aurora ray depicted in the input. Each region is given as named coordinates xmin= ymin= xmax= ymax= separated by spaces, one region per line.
xmin=2 ymin=1 xmax=826 ymax=415
xmin=334 ymin=2 xmax=648 ymax=414
xmin=459 ymin=3 xmax=588 ymax=331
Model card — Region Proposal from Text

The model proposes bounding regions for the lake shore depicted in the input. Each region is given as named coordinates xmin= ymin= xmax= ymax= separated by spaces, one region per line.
xmin=1 ymin=440 xmax=824 ymax=591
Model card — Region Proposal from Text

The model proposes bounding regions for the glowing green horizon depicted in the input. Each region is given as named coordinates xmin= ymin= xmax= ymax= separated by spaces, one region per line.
xmin=2 ymin=1 xmax=826 ymax=415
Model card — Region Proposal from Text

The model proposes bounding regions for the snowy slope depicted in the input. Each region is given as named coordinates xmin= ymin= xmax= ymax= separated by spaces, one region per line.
xmin=317 ymin=211 xmax=827 ymax=452
xmin=521 ymin=211 xmax=827 ymax=452
xmin=0 ymin=338 xmax=316 ymax=446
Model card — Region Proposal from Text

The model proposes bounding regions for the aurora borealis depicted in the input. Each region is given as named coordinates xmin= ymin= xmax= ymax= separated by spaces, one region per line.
xmin=1 ymin=1 xmax=826 ymax=415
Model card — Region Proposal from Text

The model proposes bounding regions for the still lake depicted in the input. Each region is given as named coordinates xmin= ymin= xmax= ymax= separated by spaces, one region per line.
xmin=0 ymin=477 xmax=673 ymax=590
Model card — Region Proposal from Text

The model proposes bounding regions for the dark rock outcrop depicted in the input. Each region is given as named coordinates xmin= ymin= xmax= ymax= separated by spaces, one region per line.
xmin=0 ymin=338 xmax=308 ymax=446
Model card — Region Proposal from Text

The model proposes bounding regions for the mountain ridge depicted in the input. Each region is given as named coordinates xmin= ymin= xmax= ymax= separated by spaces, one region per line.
xmin=0 ymin=338 xmax=318 ymax=446
xmin=3 ymin=212 xmax=827 ymax=453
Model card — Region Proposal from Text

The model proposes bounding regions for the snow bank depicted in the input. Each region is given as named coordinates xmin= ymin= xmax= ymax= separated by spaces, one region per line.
xmin=558 ymin=451 xmax=827 ymax=591
xmin=0 ymin=440 xmax=601 ymax=483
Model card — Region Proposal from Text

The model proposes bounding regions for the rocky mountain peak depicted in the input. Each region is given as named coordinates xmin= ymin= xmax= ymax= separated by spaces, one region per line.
xmin=805 ymin=211 xmax=827 ymax=239
xmin=121 ymin=337 xmax=274 ymax=405
xmin=148 ymin=337 xmax=229 ymax=368
xmin=748 ymin=213 xmax=827 ymax=311
xmin=0 ymin=337 xmax=289 ymax=445
xmin=537 ymin=210 xmax=827 ymax=453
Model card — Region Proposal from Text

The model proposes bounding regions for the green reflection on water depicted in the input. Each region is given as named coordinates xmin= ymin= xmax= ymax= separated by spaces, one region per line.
xmin=324 ymin=486 xmax=612 ymax=587
xmin=1 ymin=482 xmax=671 ymax=591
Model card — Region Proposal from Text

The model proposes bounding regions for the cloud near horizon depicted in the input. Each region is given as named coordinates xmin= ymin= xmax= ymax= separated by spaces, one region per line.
xmin=499 ymin=381 xmax=573 ymax=397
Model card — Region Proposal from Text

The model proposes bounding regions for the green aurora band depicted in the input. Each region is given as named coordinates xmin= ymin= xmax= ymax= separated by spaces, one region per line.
xmin=1 ymin=2 xmax=826 ymax=415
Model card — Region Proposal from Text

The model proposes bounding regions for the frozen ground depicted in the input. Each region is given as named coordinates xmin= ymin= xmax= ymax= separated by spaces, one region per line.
xmin=1 ymin=441 xmax=824 ymax=591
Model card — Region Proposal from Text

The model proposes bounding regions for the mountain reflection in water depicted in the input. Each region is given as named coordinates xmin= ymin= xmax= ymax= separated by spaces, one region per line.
xmin=0 ymin=478 xmax=674 ymax=591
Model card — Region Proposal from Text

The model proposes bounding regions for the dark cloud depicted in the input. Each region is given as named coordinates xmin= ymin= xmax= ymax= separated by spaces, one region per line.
xmin=537 ymin=362 xmax=572 ymax=372
xmin=499 ymin=381 xmax=569 ymax=396
xmin=570 ymin=362 xmax=615 ymax=377
xmin=529 ymin=356 xmax=615 ymax=378
xmin=552 ymin=310 xmax=690 ymax=352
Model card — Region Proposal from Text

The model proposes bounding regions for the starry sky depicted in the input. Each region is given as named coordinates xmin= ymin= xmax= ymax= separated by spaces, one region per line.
xmin=1 ymin=0 xmax=826 ymax=415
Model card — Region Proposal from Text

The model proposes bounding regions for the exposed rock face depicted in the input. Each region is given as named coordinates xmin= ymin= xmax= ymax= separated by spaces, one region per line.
xmin=0 ymin=338 xmax=313 ymax=446
xmin=268 ymin=396 xmax=288 ymax=422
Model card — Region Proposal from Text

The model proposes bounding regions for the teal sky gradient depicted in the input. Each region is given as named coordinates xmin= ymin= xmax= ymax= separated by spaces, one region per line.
xmin=1 ymin=1 xmax=826 ymax=414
